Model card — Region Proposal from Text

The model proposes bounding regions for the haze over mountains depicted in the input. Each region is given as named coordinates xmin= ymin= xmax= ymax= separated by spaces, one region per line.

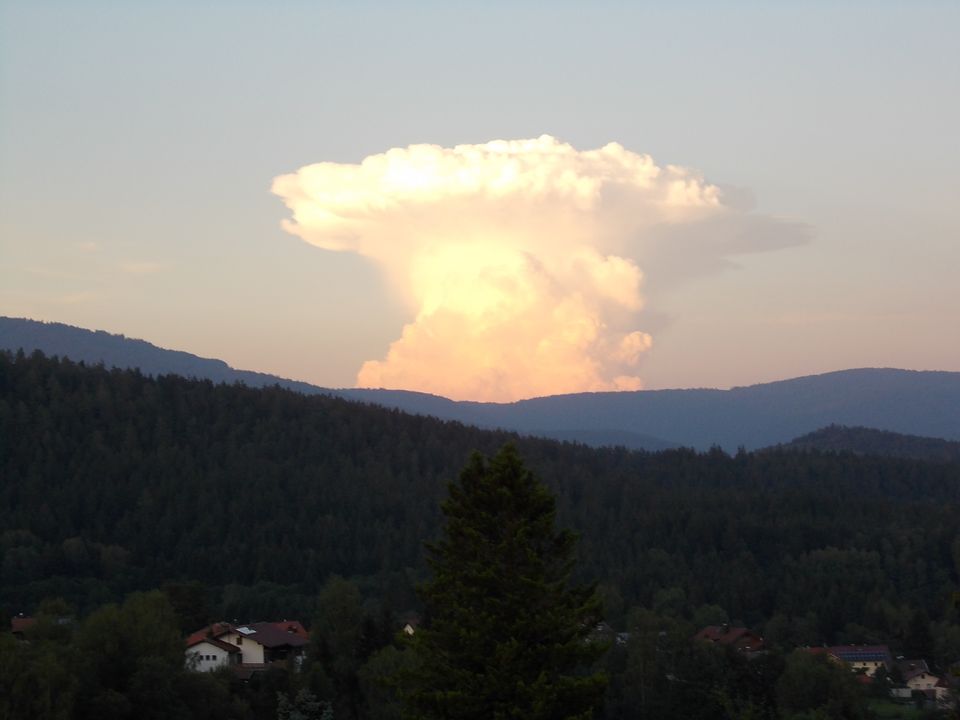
xmin=3 ymin=316 xmax=959 ymax=452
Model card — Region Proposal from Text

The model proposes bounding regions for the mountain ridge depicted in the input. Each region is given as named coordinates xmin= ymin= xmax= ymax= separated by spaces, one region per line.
xmin=3 ymin=315 xmax=959 ymax=451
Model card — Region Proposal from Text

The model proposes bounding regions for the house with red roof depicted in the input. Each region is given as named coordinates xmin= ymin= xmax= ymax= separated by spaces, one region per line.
xmin=186 ymin=635 xmax=242 ymax=672
xmin=184 ymin=620 xmax=310 ymax=673
xmin=694 ymin=624 xmax=765 ymax=654
xmin=10 ymin=615 xmax=36 ymax=640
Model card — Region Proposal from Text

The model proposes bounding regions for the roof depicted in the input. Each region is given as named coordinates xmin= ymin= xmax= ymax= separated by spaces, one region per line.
xmin=899 ymin=659 xmax=933 ymax=682
xmin=268 ymin=620 xmax=310 ymax=640
xmin=694 ymin=625 xmax=763 ymax=649
xmin=187 ymin=636 xmax=241 ymax=654
xmin=10 ymin=616 xmax=36 ymax=634
xmin=186 ymin=619 xmax=309 ymax=649
xmin=243 ymin=622 xmax=309 ymax=649
xmin=827 ymin=645 xmax=892 ymax=664
xmin=185 ymin=622 xmax=234 ymax=647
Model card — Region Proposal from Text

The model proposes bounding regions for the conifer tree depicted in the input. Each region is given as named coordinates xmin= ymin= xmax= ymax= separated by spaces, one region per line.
xmin=404 ymin=445 xmax=606 ymax=720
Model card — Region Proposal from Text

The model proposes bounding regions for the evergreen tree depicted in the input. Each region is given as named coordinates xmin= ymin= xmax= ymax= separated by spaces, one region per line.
xmin=403 ymin=445 xmax=607 ymax=720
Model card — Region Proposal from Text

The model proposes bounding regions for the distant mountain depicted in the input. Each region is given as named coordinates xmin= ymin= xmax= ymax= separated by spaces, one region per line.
xmin=781 ymin=425 xmax=960 ymax=463
xmin=0 ymin=316 xmax=324 ymax=394
xmin=337 ymin=372 xmax=960 ymax=451
xmin=4 ymin=316 xmax=960 ymax=451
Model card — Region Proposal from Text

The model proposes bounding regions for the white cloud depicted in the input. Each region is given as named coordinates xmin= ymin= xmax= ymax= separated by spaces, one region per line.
xmin=273 ymin=136 xmax=808 ymax=401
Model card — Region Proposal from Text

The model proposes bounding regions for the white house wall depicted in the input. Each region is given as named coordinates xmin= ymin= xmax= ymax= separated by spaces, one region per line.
xmin=186 ymin=641 xmax=233 ymax=672
xmin=221 ymin=630 xmax=265 ymax=664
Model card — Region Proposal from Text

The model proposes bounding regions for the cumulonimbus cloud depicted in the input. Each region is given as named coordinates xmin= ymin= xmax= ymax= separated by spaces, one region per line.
xmin=272 ymin=136 xmax=808 ymax=401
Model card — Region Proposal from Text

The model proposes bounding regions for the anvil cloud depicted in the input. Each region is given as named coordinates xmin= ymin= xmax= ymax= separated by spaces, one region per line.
xmin=273 ymin=136 xmax=807 ymax=401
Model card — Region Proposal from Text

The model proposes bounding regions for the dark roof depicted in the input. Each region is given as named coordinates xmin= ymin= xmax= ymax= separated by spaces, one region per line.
xmin=186 ymin=620 xmax=309 ymax=649
xmin=898 ymin=659 xmax=933 ymax=682
xmin=243 ymin=622 xmax=309 ymax=649
xmin=828 ymin=645 xmax=892 ymax=664
xmin=268 ymin=620 xmax=310 ymax=640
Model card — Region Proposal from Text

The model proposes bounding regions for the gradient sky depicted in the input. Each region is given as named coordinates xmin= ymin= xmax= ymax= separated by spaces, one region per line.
xmin=2 ymin=1 xmax=958 ymax=396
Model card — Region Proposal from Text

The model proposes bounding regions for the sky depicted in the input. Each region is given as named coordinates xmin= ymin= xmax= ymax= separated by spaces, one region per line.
xmin=1 ymin=1 xmax=958 ymax=400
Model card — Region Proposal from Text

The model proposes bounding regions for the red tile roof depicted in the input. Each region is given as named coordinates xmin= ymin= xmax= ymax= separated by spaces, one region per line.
xmin=187 ymin=636 xmax=241 ymax=653
xmin=269 ymin=620 xmax=310 ymax=640
xmin=10 ymin=616 xmax=36 ymax=634
xmin=185 ymin=622 xmax=234 ymax=647
xmin=694 ymin=625 xmax=764 ymax=651
xmin=186 ymin=620 xmax=309 ymax=649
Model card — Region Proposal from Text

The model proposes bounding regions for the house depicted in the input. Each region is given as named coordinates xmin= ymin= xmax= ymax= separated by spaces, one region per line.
xmin=401 ymin=612 xmax=421 ymax=636
xmin=891 ymin=662 xmax=952 ymax=708
xmin=694 ymin=624 xmax=764 ymax=653
xmin=184 ymin=620 xmax=310 ymax=673
xmin=226 ymin=623 xmax=310 ymax=665
xmin=186 ymin=635 xmax=241 ymax=672
xmin=9 ymin=614 xmax=71 ymax=640
xmin=806 ymin=645 xmax=893 ymax=677
xmin=898 ymin=659 xmax=939 ymax=691
xmin=10 ymin=615 xmax=36 ymax=640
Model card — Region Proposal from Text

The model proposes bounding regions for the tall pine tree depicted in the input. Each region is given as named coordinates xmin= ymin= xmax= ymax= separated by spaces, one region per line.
xmin=404 ymin=445 xmax=606 ymax=720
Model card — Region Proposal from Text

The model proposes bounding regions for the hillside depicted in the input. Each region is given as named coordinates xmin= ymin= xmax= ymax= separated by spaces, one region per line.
xmin=0 ymin=316 xmax=324 ymax=394
xmin=4 ymin=316 xmax=960 ymax=450
xmin=782 ymin=424 xmax=960 ymax=463
xmin=3 ymin=350 xmax=960 ymax=650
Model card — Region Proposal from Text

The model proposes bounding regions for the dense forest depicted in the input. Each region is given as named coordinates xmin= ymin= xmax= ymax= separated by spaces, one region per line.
xmin=784 ymin=425 xmax=960 ymax=464
xmin=3 ymin=350 xmax=960 ymax=717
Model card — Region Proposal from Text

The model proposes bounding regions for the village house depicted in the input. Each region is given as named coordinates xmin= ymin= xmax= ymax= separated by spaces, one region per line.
xmin=899 ymin=658 xmax=938 ymax=691
xmin=803 ymin=646 xmax=954 ymax=708
xmin=186 ymin=635 xmax=241 ymax=672
xmin=889 ymin=658 xmax=953 ymax=705
xmin=806 ymin=645 xmax=893 ymax=677
xmin=185 ymin=620 xmax=309 ymax=675
xmin=10 ymin=615 xmax=36 ymax=640
xmin=400 ymin=612 xmax=421 ymax=636
xmin=694 ymin=624 xmax=765 ymax=654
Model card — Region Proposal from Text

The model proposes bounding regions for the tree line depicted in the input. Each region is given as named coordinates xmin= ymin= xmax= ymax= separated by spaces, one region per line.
xmin=3 ymin=350 xmax=960 ymax=689
xmin=4 ymin=442 xmax=912 ymax=720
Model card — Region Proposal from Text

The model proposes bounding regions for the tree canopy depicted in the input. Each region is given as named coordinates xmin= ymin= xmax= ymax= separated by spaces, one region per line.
xmin=404 ymin=446 xmax=607 ymax=720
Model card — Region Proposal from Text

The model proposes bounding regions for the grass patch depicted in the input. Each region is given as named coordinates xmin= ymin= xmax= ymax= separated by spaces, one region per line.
xmin=868 ymin=698 xmax=924 ymax=719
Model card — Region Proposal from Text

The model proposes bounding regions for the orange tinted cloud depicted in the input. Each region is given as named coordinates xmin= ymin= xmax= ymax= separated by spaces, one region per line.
xmin=273 ymin=136 xmax=804 ymax=401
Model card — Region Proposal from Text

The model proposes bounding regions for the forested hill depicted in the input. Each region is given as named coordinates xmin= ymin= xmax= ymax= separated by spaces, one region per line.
xmin=0 ymin=316 xmax=324 ymax=395
xmin=782 ymin=424 xmax=960 ymax=463
xmin=3 ymin=349 xmax=960 ymax=660
xmin=5 ymin=316 xmax=960 ymax=451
